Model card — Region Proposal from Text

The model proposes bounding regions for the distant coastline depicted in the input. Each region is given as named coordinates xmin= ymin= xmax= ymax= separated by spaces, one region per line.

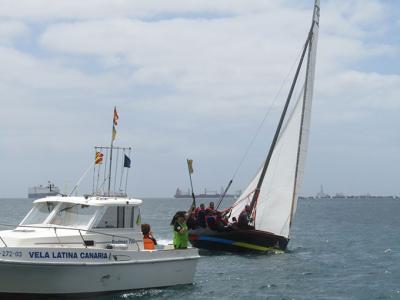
xmin=0 ymin=195 xmax=399 ymax=201
xmin=299 ymin=184 xmax=400 ymax=200
xmin=299 ymin=195 xmax=400 ymax=200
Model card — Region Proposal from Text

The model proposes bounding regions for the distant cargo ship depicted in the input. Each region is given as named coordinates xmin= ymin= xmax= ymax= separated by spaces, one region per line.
xmin=28 ymin=182 xmax=60 ymax=199
xmin=174 ymin=188 xmax=239 ymax=199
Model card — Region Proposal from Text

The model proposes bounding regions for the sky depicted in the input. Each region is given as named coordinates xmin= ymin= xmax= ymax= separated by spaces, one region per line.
xmin=0 ymin=0 xmax=399 ymax=198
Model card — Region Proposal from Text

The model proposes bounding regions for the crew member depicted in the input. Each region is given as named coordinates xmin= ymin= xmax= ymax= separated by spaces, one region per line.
xmin=196 ymin=203 xmax=206 ymax=228
xmin=141 ymin=223 xmax=157 ymax=250
xmin=187 ymin=210 xmax=197 ymax=229
xmin=206 ymin=201 xmax=216 ymax=215
xmin=238 ymin=205 xmax=254 ymax=229
xmin=171 ymin=211 xmax=189 ymax=249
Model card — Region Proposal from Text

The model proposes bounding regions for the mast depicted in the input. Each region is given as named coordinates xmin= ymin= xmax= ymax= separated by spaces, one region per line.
xmin=248 ymin=27 xmax=312 ymax=215
xmin=289 ymin=0 xmax=320 ymax=230
xmin=228 ymin=0 xmax=320 ymax=237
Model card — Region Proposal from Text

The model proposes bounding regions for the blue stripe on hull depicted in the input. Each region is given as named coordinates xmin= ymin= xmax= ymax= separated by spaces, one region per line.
xmin=195 ymin=235 xmax=235 ymax=245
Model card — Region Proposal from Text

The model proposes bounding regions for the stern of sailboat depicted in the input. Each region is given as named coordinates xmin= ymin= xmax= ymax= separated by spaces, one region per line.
xmin=189 ymin=228 xmax=288 ymax=253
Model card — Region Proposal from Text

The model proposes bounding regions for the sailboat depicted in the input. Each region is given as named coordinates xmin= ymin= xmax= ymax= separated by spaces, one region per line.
xmin=189 ymin=0 xmax=320 ymax=252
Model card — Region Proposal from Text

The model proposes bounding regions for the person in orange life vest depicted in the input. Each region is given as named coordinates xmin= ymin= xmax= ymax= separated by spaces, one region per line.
xmin=141 ymin=224 xmax=157 ymax=250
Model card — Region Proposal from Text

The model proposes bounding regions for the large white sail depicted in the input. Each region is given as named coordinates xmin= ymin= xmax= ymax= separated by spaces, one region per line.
xmin=229 ymin=90 xmax=304 ymax=234
xmin=229 ymin=0 xmax=319 ymax=238
xmin=291 ymin=1 xmax=319 ymax=219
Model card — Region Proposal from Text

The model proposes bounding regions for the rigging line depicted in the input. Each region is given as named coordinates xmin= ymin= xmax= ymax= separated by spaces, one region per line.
xmin=113 ymin=147 xmax=120 ymax=194
xmin=249 ymin=26 xmax=313 ymax=214
xmin=96 ymin=175 xmax=110 ymax=195
xmin=124 ymin=148 xmax=131 ymax=194
xmin=216 ymin=179 xmax=233 ymax=210
xmin=119 ymin=148 xmax=126 ymax=191
xmin=230 ymin=45 xmax=306 ymax=181
xmin=216 ymin=42 xmax=306 ymax=211
xmin=69 ymin=160 xmax=96 ymax=196
xmin=102 ymin=148 xmax=109 ymax=195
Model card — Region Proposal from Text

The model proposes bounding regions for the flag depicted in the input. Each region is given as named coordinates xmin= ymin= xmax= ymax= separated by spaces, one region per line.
xmin=187 ymin=159 xmax=193 ymax=174
xmin=112 ymin=125 xmax=117 ymax=141
xmin=95 ymin=151 xmax=104 ymax=164
xmin=124 ymin=155 xmax=131 ymax=168
xmin=136 ymin=213 xmax=141 ymax=225
xmin=113 ymin=107 xmax=119 ymax=126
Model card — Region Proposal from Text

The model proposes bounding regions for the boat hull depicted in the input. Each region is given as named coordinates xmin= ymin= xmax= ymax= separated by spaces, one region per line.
xmin=189 ymin=228 xmax=288 ymax=252
xmin=0 ymin=247 xmax=199 ymax=295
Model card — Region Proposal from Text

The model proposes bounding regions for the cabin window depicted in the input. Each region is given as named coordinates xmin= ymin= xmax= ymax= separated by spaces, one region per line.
xmin=49 ymin=203 xmax=97 ymax=227
xmin=95 ymin=206 xmax=136 ymax=229
xmin=117 ymin=206 xmax=125 ymax=228
xmin=21 ymin=202 xmax=56 ymax=225
xmin=125 ymin=207 xmax=134 ymax=228
xmin=95 ymin=207 xmax=117 ymax=228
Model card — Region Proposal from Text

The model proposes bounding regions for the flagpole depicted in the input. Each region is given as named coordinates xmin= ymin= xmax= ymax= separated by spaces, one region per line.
xmin=187 ymin=159 xmax=196 ymax=209
xmin=108 ymin=107 xmax=118 ymax=196
xmin=107 ymin=130 xmax=114 ymax=197
xmin=113 ymin=147 xmax=120 ymax=194
xmin=92 ymin=148 xmax=96 ymax=195
xmin=119 ymin=149 xmax=125 ymax=192
xmin=124 ymin=147 xmax=132 ymax=195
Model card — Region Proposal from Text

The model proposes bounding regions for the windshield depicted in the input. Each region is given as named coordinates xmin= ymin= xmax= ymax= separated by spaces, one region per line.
xmin=21 ymin=202 xmax=56 ymax=225
xmin=49 ymin=203 xmax=97 ymax=228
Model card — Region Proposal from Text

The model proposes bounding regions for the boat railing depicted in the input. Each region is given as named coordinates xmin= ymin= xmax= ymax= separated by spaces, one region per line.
xmin=0 ymin=236 xmax=7 ymax=247
xmin=0 ymin=223 xmax=141 ymax=250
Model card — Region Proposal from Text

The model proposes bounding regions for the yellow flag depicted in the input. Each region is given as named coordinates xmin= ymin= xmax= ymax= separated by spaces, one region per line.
xmin=187 ymin=159 xmax=193 ymax=174
xmin=136 ymin=213 xmax=141 ymax=225
xmin=112 ymin=125 xmax=117 ymax=141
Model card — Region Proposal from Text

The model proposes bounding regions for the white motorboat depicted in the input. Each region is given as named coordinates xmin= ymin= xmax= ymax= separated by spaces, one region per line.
xmin=0 ymin=108 xmax=199 ymax=297
xmin=0 ymin=196 xmax=199 ymax=297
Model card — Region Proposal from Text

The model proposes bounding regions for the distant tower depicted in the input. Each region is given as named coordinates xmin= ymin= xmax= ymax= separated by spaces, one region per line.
xmin=316 ymin=184 xmax=328 ymax=198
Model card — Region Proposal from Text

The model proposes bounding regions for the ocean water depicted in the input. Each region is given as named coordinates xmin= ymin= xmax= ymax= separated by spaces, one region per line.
xmin=0 ymin=197 xmax=399 ymax=300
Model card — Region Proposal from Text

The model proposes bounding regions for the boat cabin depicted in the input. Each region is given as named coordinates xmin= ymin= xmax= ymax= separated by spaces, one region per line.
xmin=1 ymin=196 xmax=145 ymax=249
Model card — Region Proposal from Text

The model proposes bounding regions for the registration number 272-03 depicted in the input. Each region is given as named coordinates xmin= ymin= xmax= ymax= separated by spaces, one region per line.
xmin=1 ymin=250 xmax=22 ymax=257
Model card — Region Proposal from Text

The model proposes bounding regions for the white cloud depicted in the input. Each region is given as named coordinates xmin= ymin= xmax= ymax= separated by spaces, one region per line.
xmin=0 ymin=0 xmax=282 ymax=20
xmin=0 ymin=46 xmax=136 ymax=94
xmin=38 ymin=15 xmax=311 ymax=117
xmin=0 ymin=20 xmax=28 ymax=44
xmin=0 ymin=0 xmax=399 ymax=197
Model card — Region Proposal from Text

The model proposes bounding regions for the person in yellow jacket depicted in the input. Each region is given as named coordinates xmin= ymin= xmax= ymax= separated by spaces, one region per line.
xmin=171 ymin=211 xmax=189 ymax=249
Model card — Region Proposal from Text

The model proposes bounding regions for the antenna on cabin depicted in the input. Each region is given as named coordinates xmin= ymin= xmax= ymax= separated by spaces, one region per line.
xmin=92 ymin=107 xmax=132 ymax=197
xmin=107 ymin=107 xmax=119 ymax=196
xmin=93 ymin=146 xmax=132 ymax=197
xmin=67 ymin=107 xmax=133 ymax=198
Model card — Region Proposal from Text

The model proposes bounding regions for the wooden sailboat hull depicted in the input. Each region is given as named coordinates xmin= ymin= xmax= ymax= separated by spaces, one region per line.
xmin=189 ymin=228 xmax=288 ymax=253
